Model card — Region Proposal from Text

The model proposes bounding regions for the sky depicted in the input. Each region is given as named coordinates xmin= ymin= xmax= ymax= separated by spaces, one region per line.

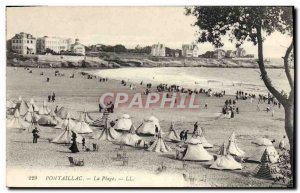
xmin=6 ymin=6 xmax=293 ymax=58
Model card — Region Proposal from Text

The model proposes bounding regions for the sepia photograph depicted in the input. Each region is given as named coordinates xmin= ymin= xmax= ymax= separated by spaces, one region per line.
xmin=5 ymin=6 xmax=295 ymax=188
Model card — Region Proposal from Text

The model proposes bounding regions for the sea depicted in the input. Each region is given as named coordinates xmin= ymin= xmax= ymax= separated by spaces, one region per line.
xmin=91 ymin=67 xmax=293 ymax=95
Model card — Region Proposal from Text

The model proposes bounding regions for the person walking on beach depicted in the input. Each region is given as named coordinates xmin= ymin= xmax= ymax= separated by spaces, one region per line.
xmin=69 ymin=131 xmax=79 ymax=153
xmin=51 ymin=92 xmax=56 ymax=102
xmin=32 ymin=126 xmax=39 ymax=144
xmin=82 ymin=137 xmax=86 ymax=150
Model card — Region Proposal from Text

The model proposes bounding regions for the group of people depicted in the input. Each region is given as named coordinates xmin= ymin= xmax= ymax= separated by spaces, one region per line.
xmin=47 ymin=92 xmax=56 ymax=102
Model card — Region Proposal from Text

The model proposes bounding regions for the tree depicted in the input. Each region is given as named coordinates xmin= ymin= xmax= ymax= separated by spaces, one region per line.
xmin=186 ymin=6 xmax=294 ymax=171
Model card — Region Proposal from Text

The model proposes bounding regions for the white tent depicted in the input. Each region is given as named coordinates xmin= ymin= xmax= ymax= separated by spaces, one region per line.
xmin=180 ymin=136 xmax=213 ymax=161
xmin=38 ymin=100 xmax=51 ymax=115
xmin=247 ymin=145 xmax=279 ymax=163
xmin=164 ymin=122 xmax=180 ymax=142
xmin=114 ymin=114 xmax=132 ymax=131
xmin=14 ymin=97 xmax=28 ymax=116
xmin=137 ymin=116 xmax=161 ymax=136
xmin=55 ymin=113 xmax=76 ymax=129
xmin=210 ymin=143 xmax=242 ymax=170
xmin=73 ymin=114 xmax=93 ymax=134
xmin=93 ymin=119 xmax=121 ymax=141
xmin=147 ymin=130 xmax=172 ymax=153
xmin=6 ymin=100 xmax=16 ymax=109
xmin=24 ymin=105 xmax=41 ymax=123
xmin=118 ymin=125 xmax=145 ymax=147
xmin=81 ymin=109 xmax=94 ymax=123
xmin=227 ymin=132 xmax=246 ymax=157
xmin=56 ymin=107 xmax=78 ymax=120
xmin=194 ymin=127 xmax=213 ymax=148
xmin=252 ymin=137 xmax=273 ymax=146
xmin=51 ymin=118 xmax=82 ymax=144
xmin=27 ymin=98 xmax=40 ymax=112
xmin=37 ymin=115 xmax=57 ymax=126
xmin=7 ymin=109 xmax=29 ymax=130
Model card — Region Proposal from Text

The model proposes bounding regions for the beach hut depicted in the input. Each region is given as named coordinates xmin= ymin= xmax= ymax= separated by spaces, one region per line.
xmin=93 ymin=119 xmax=120 ymax=141
xmin=14 ymin=97 xmax=28 ymax=116
xmin=210 ymin=143 xmax=242 ymax=170
xmin=227 ymin=132 xmax=246 ymax=157
xmin=251 ymin=148 xmax=281 ymax=180
xmin=137 ymin=116 xmax=161 ymax=136
xmin=51 ymin=118 xmax=82 ymax=144
xmin=179 ymin=136 xmax=213 ymax=161
xmin=7 ymin=109 xmax=29 ymax=130
xmin=164 ymin=122 xmax=180 ymax=142
xmin=118 ymin=125 xmax=145 ymax=147
xmin=147 ymin=130 xmax=172 ymax=153
xmin=73 ymin=114 xmax=93 ymax=134
xmin=38 ymin=100 xmax=51 ymax=115
xmin=114 ymin=114 xmax=132 ymax=131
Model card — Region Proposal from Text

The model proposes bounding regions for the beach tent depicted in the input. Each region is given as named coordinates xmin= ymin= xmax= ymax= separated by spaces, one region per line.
xmin=147 ymin=130 xmax=172 ymax=153
xmin=14 ymin=97 xmax=28 ymax=116
xmin=37 ymin=115 xmax=57 ymax=126
xmin=73 ymin=114 xmax=93 ymax=134
xmin=55 ymin=113 xmax=76 ymax=129
xmin=210 ymin=143 xmax=242 ymax=170
xmin=24 ymin=105 xmax=41 ymax=123
xmin=247 ymin=145 xmax=279 ymax=163
xmin=93 ymin=119 xmax=120 ymax=141
xmin=81 ymin=109 xmax=94 ymax=123
xmin=38 ymin=100 xmax=51 ymax=115
xmin=252 ymin=137 xmax=273 ymax=146
xmin=118 ymin=125 xmax=145 ymax=147
xmin=6 ymin=100 xmax=16 ymax=109
xmin=164 ymin=122 xmax=180 ymax=142
xmin=195 ymin=127 xmax=213 ymax=148
xmin=180 ymin=136 xmax=213 ymax=161
xmin=56 ymin=107 xmax=78 ymax=120
xmin=51 ymin=118 xmax=82 ymax=144
xmin=251 ymin=149 xmax=281 ymax=180
xmin=137 ymin=116 xmax=161 ymax=136
xmin=90 ymin=111 xmax=109 ymax=127
xmin=227 ymin=132 xmax=246 ymax=157
xmin=7 ymin=109 xmax=29 ymax=130
xmin=50 ymin=109 xmax=62 ymax=125
xmin=114 ymin=114 xmax=132 ymax=131
xmin=27 ymin=98 xmax=40 ymax=112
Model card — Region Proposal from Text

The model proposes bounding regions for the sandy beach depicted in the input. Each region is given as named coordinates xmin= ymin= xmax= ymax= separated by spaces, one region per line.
xmin=6 ymin=67 xmax=288 ymax=187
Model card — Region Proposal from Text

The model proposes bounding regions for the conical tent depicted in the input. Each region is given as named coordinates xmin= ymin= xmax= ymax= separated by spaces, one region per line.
xmin=73 ymin=114 xmax=93 ymax=134
xmin=14 ymin=98 xmax=28 ymax=116
xmin=51 ymin=119 xmax=82 ymax=144
xmin=147 ymin=130 xmax=172 ymax=153
xmin=55 ymin=113 xmax=76 ymax=129
xmin=137 ymin=116 xmax=161 ymax=135
xmin=210 ymin=143 xmax=242 ymax=170
xmin=56 ymin=107 xmax=78 ymax=120
xmin=165 ymin=122 xmax=180 ymax=142
xmin=181 ymin=136 xmax=213 ymax=161
xmin=247 ymin=145 xmax=279 ymax=163
xmin=6 ymin=100 xmax=16 ymax=109
xmin=119 ymin=125 xmax=145 ymax=147
xmin=38 ymin=100 xmax=51 ymax=115
xmin=93 ymin=119 xmax=120 ymax=141
xmin=90 ymin=111 xmax=109 ymax=127
xmin=81 ymin=109 xmax=94 ymax=123
xmin=251 ymin=148 xmax=281 ymax=180
xmin=114 ymin=114 xmax=132 ymax=131
xmin=227 ymin=132 xmax=246 ymax=157
xmin=27 ymin=98 xmax=39 ymax=112
xmin=194 ymin=127 xmax=213 ymax=148
xmin=252 ymin=137 xmax=273 ymax=146
xmin=50 ymin=109 xmax=62 ymax=124
xmin=7 ymin=109 xmax=29 ymax=130
xmin=24 ymin=106 xmax=41 ymax=123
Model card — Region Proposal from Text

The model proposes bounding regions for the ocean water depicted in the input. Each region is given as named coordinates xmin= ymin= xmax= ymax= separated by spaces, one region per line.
xmin=91 ymin=67 xmax=293 ymax=95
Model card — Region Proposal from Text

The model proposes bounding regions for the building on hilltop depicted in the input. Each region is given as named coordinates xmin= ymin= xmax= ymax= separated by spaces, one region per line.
xmin=182 ymin=43 xmax=198 ymax=57
xmin=36 ymin=36 xmax=73 ymax=54
xmin=70 ymin=39 xmax=86 ymax=56
xmin=11 ymin=32 xmax=36 ymax=55
xmin=151 ymin=43 xmax=165 ymax=57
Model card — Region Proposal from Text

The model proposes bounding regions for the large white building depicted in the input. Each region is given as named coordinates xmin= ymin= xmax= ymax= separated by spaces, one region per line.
xmin=70 ymin=39 xmax=85 ymax=56
xmin=11 ymin=32 xmax=36 ymax=55
xmin=151 ymin=43 xmax=165 ymax=57
xmin=182 ymin=43 xmax=198 ymax=57
xmin=36 ymin=36 xmax=73 ymax=54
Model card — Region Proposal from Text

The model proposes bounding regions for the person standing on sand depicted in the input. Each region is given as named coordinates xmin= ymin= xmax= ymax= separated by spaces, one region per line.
xmin=82 ymin=137 xmax=86 ymax=150
xmin=179 ymin=130 xmax=184 ymax=141
xmin=193 ymin=122 xmax=198 ymax=134
xmin=184 ymin=130 xmax=188 ymax=141
xmin=52 ymin=92 xmax=56 ymax=102
xmin=32 ymin=126 xmax=39 ymax=143
xmin=48 ymin=95 xmax=51 ymax=102
xmin=69 ymin=131 xmax=79 ymax=153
